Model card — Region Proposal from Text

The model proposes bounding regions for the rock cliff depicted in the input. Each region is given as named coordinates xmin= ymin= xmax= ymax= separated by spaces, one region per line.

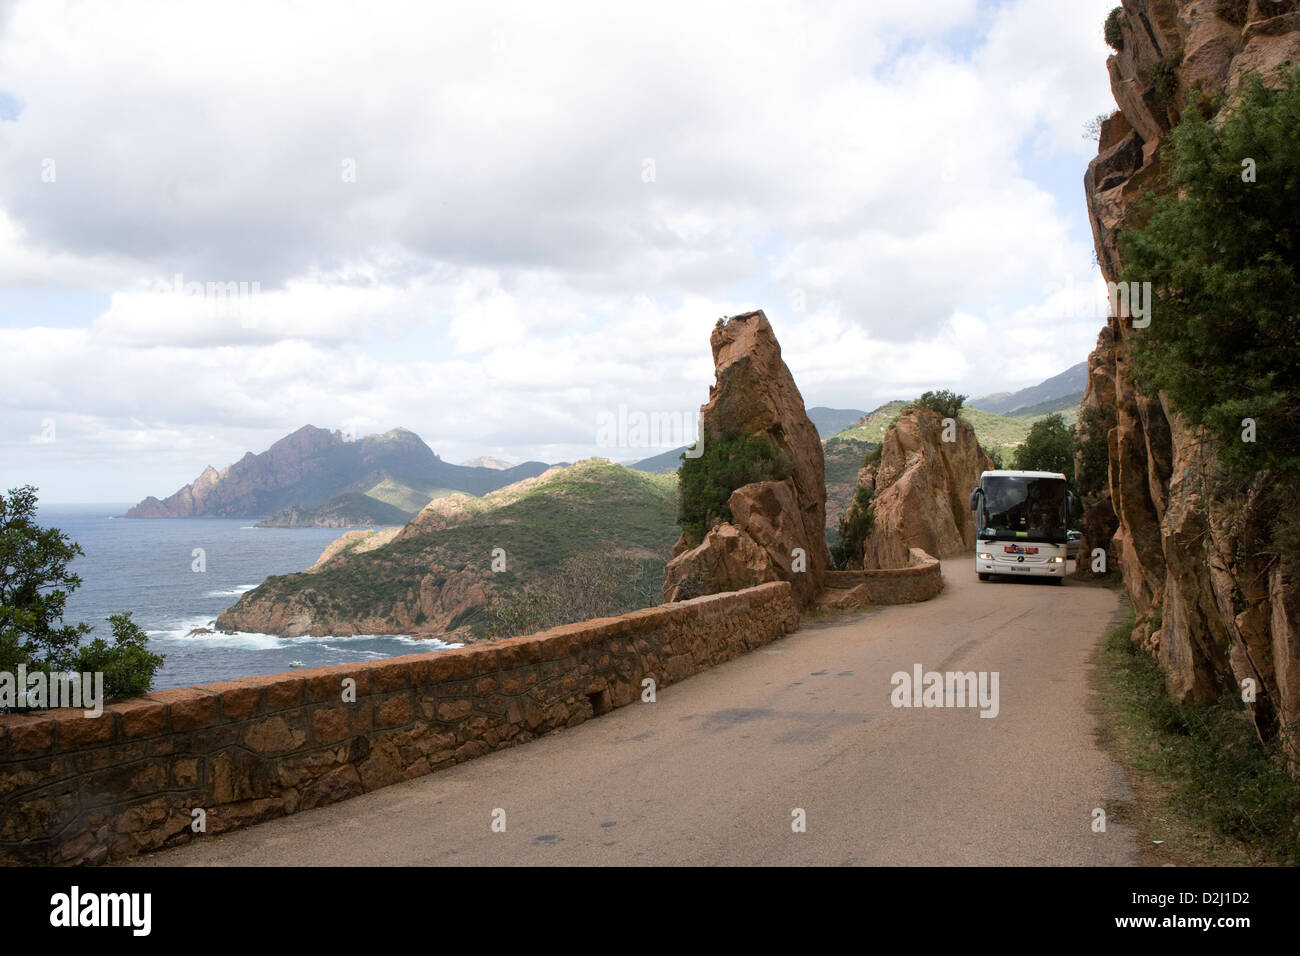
xmin=663 ymin=311 xmax=830 ymax=608
xmin=1080 ymin=0 xmax=1300 ymax=755
xmin=856 ymin=407 xmax=993 ymax=570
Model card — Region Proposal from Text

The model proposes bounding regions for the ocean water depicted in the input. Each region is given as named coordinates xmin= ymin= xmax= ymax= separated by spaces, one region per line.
xmin=34 ymin=504 xmax=459 ymax=692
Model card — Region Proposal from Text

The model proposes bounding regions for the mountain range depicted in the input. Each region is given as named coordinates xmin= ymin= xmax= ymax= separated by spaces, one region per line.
xmin=967 ymin=362 xmax=1087 ymax=416
xmin=124 ymin=425 xmax=551 ymax=526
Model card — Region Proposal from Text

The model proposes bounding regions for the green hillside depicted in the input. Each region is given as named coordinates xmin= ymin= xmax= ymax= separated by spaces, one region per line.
xmin=222 ymin=460 xmax=680 ymax=639
xmin=1006 ymin=392 xmax=1084 ymax=422
xmin=364 ymin=476 xmax=458 ymax=514
xmin=829 ymin=399 xmax=1081 ymax=452
xmin=829 ymin=401 xmax=910 ymax=443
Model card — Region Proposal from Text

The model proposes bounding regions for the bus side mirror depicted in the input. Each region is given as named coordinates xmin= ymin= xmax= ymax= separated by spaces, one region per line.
xmin=969 ymin=490 xmax=979 ymax=512
xmin=1068 ymin=491 xmax=1077 ymax=514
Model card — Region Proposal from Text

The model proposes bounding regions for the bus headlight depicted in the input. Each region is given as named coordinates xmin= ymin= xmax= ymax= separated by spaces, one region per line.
xmin=1051 ymin=556 xmax=1065 ymax=563
xmin=978 ymin=553 xmax=992 ymax=560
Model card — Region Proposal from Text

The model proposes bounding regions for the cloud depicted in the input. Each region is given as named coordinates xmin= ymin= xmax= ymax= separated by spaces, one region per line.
xmin=0 ymin=0 xmax=1123 ymax=500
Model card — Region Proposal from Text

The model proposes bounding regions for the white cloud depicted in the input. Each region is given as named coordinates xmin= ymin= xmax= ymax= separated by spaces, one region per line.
xmin=0 ymin=0 xmax=1123 ymax=500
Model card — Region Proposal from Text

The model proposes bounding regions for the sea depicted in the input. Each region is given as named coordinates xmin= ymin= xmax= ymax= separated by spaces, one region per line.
xmin=34 ymin=504 xmax=460 ymax=691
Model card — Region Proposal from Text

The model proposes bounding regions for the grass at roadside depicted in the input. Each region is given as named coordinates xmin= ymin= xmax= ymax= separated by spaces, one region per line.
xmin=1090 ymin=604 xmax=1300 ymax=865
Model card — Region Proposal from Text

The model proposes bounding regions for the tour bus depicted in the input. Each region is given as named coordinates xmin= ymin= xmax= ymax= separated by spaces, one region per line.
xmin=969 ymin=470 xmax=1075 ymax=584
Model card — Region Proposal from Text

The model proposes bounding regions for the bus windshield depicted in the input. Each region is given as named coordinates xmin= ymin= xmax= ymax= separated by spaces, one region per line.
xmin=980 ymin=475 xmax=1068 ymax=542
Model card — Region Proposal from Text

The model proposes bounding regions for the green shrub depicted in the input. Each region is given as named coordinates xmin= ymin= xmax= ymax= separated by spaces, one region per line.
xmin=830 ymin=486 xmax=875 ymax=570
xmin=677 ymin=432 xmax=793 ymax=545
xmin=912 ymin=389 xmax=966 ymax=419
xmin=1146 ymin=50 xmax=1184 ymax=105
xmin=1121 ymin=68 xmax=1300 ymax=481
xmin=67 ymin=613 xmax=166 ymax=700
xmin=1104 ymin=7 xmax=1125 ymax=51
xmin=1216 ymin=0 xmax=1249 ymax=25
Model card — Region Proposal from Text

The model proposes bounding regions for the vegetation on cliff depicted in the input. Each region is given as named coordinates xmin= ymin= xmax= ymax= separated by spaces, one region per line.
xmin=1122 ymin=69 xmax=1300 ymax=485
xmin=914 ymin=389 xmax=966 ymax=419
xmin=676 ymin=432 xmax=793 ymax=546
xmin=1121 ymin=68 xmax=1300 ymax=563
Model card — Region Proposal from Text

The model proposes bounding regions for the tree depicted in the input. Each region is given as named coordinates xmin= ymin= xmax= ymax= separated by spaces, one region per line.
xmin=913 ymin=390 xmax=966 ymax=419
xmin=1121 ymin=68 xmax=1300 ymax=480
xmin=0 ymin=485 xmax=90 ymax=673
xmin=1014 ymin=414 xmax=1076 ymax=485
xmin=830 ymin=486 xmax=876 ymax=570
xmin=1076 ymin=402 xmax=1116 ymax=496
xmin=0 ymin=485 xmax=164 ymax=704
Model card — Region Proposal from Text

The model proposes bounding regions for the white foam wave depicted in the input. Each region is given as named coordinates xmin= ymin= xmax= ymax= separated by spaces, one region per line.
xmin=205 ymin=584 xmax=258 ymax=597
xmin=146 ymin=616 xmax=460 ymax=655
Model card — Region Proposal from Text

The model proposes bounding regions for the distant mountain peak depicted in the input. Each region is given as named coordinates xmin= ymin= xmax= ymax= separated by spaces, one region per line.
xmin=123 ymin=424 xmax=551 ymax=521
xmin=968 ymin=362 xmax=1088 ymax=417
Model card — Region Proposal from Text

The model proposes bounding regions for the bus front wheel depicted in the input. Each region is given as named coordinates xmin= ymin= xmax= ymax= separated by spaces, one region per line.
xmin=978 ymin=573 xmax=991 ymax=581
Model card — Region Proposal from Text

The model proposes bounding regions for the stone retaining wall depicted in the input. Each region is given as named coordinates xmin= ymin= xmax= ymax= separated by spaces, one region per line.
xmin=0 ymin=582 xmax=798 ymax=866
xmin=823 ymin=548 xmax=944 ymax=607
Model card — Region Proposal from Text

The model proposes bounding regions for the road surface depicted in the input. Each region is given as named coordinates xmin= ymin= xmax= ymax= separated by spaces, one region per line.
xmin=136 ymin=560 xmax=1138 ymax=866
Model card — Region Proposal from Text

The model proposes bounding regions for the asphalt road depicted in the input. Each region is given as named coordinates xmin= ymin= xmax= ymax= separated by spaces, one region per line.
xmin=136 ymin=560 xmax=1139 ymax=866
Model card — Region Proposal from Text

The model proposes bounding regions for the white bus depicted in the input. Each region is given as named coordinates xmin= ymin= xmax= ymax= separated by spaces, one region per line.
xmin=968 ymin=470 xmax=1075 ymax=584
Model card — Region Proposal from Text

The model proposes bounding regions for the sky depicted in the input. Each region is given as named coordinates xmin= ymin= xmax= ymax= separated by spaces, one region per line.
xmin=0 ymin=0 xmax=1124 ymax=502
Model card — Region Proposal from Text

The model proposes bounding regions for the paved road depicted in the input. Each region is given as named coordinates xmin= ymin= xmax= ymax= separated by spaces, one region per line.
xmin=136 ymin=560 xmax=1138 ymax=866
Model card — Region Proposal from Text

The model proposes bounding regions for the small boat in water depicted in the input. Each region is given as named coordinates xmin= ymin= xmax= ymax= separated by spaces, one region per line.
xmin=289 ymin=660 xmax=307 ymax=668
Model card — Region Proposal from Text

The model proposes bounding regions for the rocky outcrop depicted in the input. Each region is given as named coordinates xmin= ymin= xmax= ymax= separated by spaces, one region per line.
xmin=125 ymin=425 xmax=550 ymax=520
xmin=855 ymin=407 xmax=993 ymax=570
xmin=1080 ymin=0 xmax=1300 ymax=757
xmin=663 ymin=311 xmax=830 ymax=608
